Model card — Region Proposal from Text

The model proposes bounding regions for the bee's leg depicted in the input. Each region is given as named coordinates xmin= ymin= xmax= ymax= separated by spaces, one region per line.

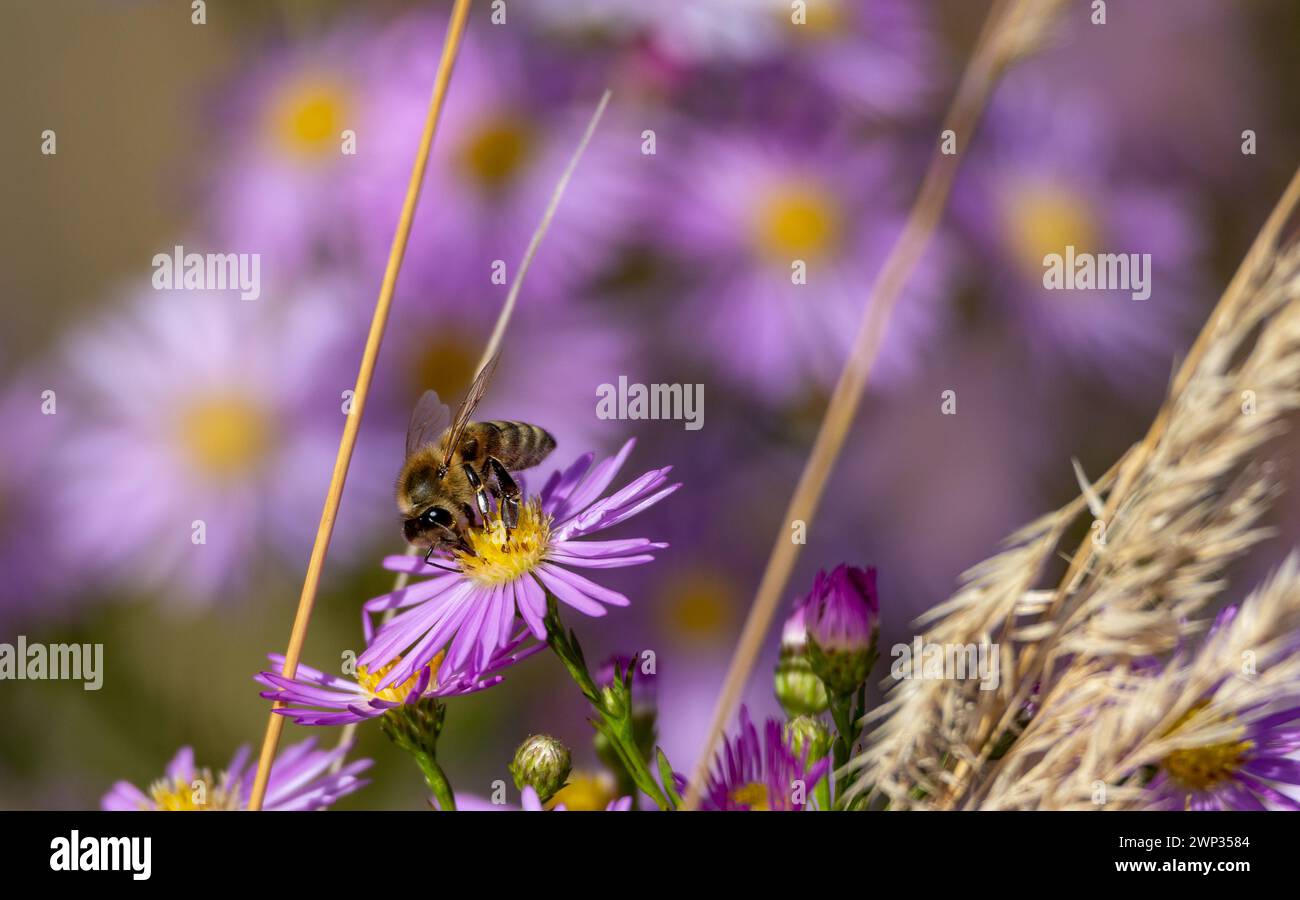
xmin=462 ymin=463 xmax=493 ymax=523
xmin=423 ymin=538 xmax=463 ymax=571
xmin=487 ymin=457 xmax=521 ymax=530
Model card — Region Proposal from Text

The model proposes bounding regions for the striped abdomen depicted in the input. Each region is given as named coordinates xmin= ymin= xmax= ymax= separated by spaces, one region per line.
xmin=455 ymin=421 xmax=556 ymax=471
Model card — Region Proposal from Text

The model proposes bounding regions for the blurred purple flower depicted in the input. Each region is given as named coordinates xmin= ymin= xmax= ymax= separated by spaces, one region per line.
xmin=50 ymin=284 xmax=393 ymax=604
xmin=256 ymin=639 xmax=542 ymax=726
xmin=525 ymin=0 xmax=936 ymax=118
xmin=0 ymin=371 xmax=71 ymax=622
xmin=700 ymin=705 xmax=828 ymax=811
xmin=953 ymin=81 xmax=1205 ymax=383
xmin=762 ymin=0 xmax=937 ymax=118
xmin=207 ymin=15 xmax=641 ymax=310
xmin=101 ymin=738 xmax=370 ymax=811
xmin=658 ymin=130 xmax=951 ymax=401
xmin=357 ymin=439 xmax=678 ymax=690
xmin=376 ymin=306 xmax=643 ymax=460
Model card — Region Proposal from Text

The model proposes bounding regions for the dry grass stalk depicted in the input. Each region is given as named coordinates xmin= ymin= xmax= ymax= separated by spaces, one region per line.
xmin=847 ymin=167 xmax=1300 ymax=810
xmin=247 ymin=0 xmax=475 ymax=810
xmin=1005 ymin=556 xmax=1300 ymax=809
xmin=680 ymin=0 xmax=1068 ymax=811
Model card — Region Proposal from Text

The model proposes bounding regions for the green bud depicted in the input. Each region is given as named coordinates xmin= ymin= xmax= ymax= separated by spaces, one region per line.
xmin=807 ymin=635 xmax=876 ymax=697
xmin=509 ymin=734 xmax=572 ymax=804
xmin=783 ymin=715 xmax=833 ymax=765
xmin=774 ymin=650 xmax=829 ymax=717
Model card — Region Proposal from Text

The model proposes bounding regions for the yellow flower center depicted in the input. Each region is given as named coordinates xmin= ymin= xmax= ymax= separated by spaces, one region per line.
xmin=1004 ymin=181 xmax=1099 ymax=275
xmin=147 ymin=770 xmax=240 ymax=811
xmin=547 ymin=771 xmax=618 ymax=811
xmin=1160 ymin=702 xmax=1253 ymax=794
xmin=409 ymin=332 xmax=479 ymax=401
xmin=457 ymin=499 xmax=551 ymax=586
xmin=459 ymin=115 xmax=536 ymax=192
xmin=787 ymin=0 xmax=849 ymax=38
xmin=730 ymin=782 xmax=770 ymax=810
xmin=176 ymin=393 xmax=272 ymax=480
xmin=268 ymin=73 xmax=349 ymax=159
xmin=754 ymin=182 xmax=841 ymax=261
xmin=661 ymin=570 xmax=736 ymax=641
xmin=356 ymin=651 xmax=444 ymax=704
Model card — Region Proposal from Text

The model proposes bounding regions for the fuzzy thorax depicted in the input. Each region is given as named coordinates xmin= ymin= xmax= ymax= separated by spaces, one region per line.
xmin=456 ymin=499 xmax=551 ymax=586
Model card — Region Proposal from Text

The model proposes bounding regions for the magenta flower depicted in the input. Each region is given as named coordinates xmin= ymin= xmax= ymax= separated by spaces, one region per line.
xmin=101 ymin=738 xmax=370 ymax=811
xmin=802 ymin=564 xmax=880 ymax=654
xmin=701 ymin=705 xmax=829 ymax=811
xmin=799 ymin=564 xmax=879 ymax=696
xmin=357 ymin=439 xmax=677 ymax=690
xmin=256 ymin=638 xmax=542 ymax=726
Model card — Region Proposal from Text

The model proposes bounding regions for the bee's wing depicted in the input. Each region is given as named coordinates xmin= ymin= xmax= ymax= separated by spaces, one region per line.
xmin=442 ymin=352 xmax=500 ymax=467
xmin=406 ymin=390 xmax=453 ymax=457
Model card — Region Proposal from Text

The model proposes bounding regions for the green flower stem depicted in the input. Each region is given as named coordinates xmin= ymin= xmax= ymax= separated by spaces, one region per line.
xmin=827 ymin=661 xmax=873 ymax=810
xmin=381 ymin=699 xmax=457 ymax=811
xmin=413 ymin=748 xmax=457 ymax=811
xmin=543 ymin=595 xmax=675 ymax=811
xmin=815 ymin=771 xmax=833 ymax=812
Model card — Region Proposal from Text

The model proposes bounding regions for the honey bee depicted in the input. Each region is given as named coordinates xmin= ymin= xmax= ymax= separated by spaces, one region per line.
xmin=397 ymin=354 xmax=556 ymax=565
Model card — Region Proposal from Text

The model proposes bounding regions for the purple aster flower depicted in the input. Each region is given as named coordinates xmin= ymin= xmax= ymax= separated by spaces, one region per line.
xmin=101 ymin=738 xmax=370 ymax=811
xmin=1143 ymin=604 xmax=1300 ymax=811
xmin=1145 ymin=703 xmax=1300 ymax=811
xmin=256 ymin=635 xmax=543 ymax=726
xmin=952 ymin=79 xmax=1205 ymax=385
xmin=658 ymin=130 xmax=951 ymax=401
xmin=357 ymin=439 xmax=678 ymax=689
xmin=700 ymin=705 xmax=829 ymax=811
xmin=48 ymin=283 xmax=394 ymax=604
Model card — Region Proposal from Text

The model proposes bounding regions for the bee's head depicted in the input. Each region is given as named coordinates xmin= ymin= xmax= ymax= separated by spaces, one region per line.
xmin=403 ymin=505 xmax=456 ymax=547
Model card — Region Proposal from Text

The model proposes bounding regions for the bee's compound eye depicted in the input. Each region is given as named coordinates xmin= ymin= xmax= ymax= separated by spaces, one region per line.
xmin=420 ymin=506 xmax=453 ymax=528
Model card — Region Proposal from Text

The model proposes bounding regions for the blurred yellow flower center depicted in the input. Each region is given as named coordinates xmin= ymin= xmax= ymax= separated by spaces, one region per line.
xmin=410 ymin=332 xmax=478 ymax=400
xmin=177 ymin=394 xmax=272 ymax=480
xmin=270 ymin=74 xmax=349 ymax=159
xmin=730 ymin=782 xmax=770 ymax=810
xmin=755 ymin=183 xmax=841 ymax=261
xmin=457 ymin=500 xmax=550 ymax=586
xmin=1005 ymin=182 xmax=1098 ymax=275
xmin=1160 ymin=702 xmax=1253 ymax=793
xmin=459 ymin=115 xmax=536 ymax=192
xmin=147 ymin=771 xmax=240 ymax=811
xmin=356 ymin=650 xmax=444 ymax=704
xmin=547 ymin=771 xmax=618 ymax=811
xmin=661 ymin=570 xmax=735 ymax=641
xmin=787 ymin=0 xmax=848 ymax=38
